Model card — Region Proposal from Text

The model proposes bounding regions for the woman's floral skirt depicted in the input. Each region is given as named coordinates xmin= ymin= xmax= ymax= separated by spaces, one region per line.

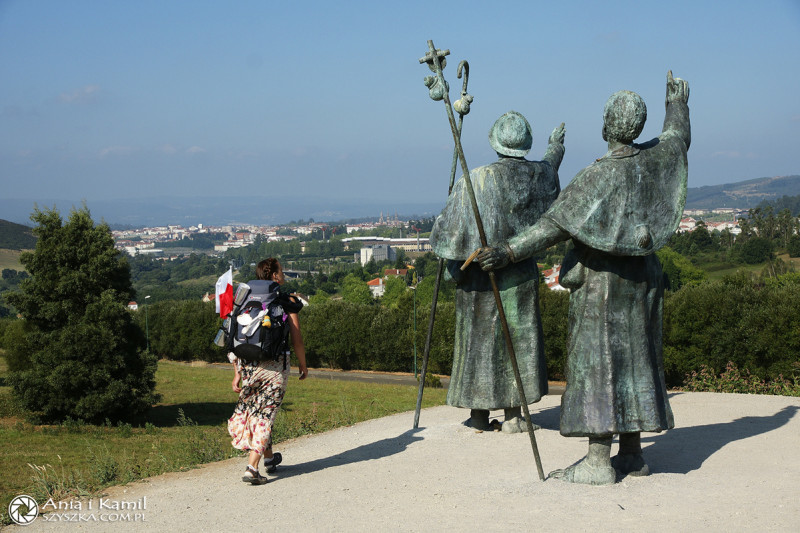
xmin=228 ymin=357 xmax=288 ymax=455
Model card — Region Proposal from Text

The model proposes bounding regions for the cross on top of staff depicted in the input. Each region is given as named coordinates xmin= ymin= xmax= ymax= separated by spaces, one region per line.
xmin=419 ymin=47 xmax=449 ymax=72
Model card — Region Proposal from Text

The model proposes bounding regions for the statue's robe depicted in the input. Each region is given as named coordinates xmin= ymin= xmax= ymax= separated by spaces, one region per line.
xmin=431 ymin=151 xmax=561 ymax=409
xmin=512 ymin=99 xmax=689 ymax=436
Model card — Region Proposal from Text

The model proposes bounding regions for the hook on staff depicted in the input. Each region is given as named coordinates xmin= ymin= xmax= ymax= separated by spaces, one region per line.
xmin=454 ymin=61 xmax=473 ymax=115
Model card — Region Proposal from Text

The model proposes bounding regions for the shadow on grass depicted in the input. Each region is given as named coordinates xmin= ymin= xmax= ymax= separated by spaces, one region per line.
xmin=148 ymin=402 xmax=236 ymax=427
xmin=271 ymin=428 xmax=424 ymax=481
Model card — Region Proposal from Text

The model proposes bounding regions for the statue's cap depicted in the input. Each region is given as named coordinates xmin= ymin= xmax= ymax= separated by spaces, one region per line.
xmin=489 ymin=111 xmax=532 ymax=157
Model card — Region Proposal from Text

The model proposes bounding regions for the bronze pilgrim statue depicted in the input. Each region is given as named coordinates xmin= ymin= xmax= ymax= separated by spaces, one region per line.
xmin=430 ymin=111 xmax=565 ymax=432
xmin=478 ymin=71 xmax=690 ymax=484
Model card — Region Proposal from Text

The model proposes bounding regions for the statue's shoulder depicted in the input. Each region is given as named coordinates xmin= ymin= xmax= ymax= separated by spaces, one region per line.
xmin=494 ymin=157 xmax=555 ymax=177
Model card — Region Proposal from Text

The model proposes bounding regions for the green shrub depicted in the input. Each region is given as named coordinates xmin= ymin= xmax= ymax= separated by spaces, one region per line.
xmin=1 ymin=319 xmax=31 ymax=371
xmin=301 ymin=300 xmax=377 ymax=370
xmin=133 ymin=299 xmax=224 ymax=362
xmin=682 ymin=361 xmax=800 ymax=396
xmin=299 ymin=298 xmax=455 ymax=374
xmin=737 ymin=236 xmax=774 ymax=264
xmin=788 ymin=235 xmax=800 ymax=258
xmin=539 ymin=286 xmax=569 ymax=380
xmin=5 ymin=207 xmax=159 ymax=423
xmin=663 ymin=273 xmax=800 ymax=387
xmin=420 ymin=371 xmax=442 ymax=388
xmin=656 ymin=246 xmax=707 ymax=290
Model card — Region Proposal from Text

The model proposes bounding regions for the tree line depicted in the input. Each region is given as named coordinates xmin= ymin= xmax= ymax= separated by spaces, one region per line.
xmin=123 ymin=267 xmax=800 ymax=391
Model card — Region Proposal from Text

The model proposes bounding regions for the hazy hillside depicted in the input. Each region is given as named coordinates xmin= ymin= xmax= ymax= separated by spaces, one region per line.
xmin=0 ymin=219 xmax=36 ymax=250
xmin=686 ymin=175 xmax=800 ymax=209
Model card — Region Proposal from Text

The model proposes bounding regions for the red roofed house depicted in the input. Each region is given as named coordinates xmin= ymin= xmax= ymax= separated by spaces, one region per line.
xmin=367 ymin=277 xmax=385 ymax=298
xmin=541 ymin=264 xmax=567 ymax=292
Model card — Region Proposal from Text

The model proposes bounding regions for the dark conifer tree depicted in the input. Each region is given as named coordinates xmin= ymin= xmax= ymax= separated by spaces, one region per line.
xmin=6 ymin=206 xmax=159 ymax=422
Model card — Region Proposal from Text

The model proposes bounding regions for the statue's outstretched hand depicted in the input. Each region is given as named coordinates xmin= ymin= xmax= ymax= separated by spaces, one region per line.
xmin=549 ymin=122 xmax=566 ymax=145
xmin=476 ymin=246 xmax=510 ymax=271
xmin=666 ymin=70 xmax=689 ymax=105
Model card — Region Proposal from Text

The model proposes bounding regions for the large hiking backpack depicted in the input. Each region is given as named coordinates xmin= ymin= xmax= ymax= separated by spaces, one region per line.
xmin=227 ymin=280 xmax=290 ymax=362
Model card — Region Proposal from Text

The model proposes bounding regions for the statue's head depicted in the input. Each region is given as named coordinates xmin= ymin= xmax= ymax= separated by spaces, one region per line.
xmin=602 ymin=91 xmax=647 ymax=144
xmin=489 ymin=111 xmax=532 ymax=157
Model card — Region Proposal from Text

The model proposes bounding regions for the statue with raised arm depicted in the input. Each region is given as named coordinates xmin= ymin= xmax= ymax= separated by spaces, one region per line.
xmin=478 ymin=72 xmax=690 ymax=483
xmin=430 ymin=111 xmax=564 ymax=432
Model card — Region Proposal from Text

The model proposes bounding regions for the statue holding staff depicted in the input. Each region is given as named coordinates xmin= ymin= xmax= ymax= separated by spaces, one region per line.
xmin=430 ymin=111 xmax=565 ymax=432
xmin=478 ymin=71 xmax=690 ymax=484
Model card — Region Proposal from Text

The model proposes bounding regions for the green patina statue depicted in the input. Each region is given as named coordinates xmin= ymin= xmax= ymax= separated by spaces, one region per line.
xmin=430 ymin=111 xmax=565 ymax=432
xmin=478 ymin=71 xmax=690 ymax=484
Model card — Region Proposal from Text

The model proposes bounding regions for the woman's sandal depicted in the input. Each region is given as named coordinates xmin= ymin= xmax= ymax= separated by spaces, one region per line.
xmin=241 ymin=465 xmax=268 ymax=485
xmin=264 ymin=452 xmax=282 ymax=474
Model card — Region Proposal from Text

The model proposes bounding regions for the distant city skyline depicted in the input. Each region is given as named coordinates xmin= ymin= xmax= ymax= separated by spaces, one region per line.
xmin=1 ymin=1 xmax=799 ymax=220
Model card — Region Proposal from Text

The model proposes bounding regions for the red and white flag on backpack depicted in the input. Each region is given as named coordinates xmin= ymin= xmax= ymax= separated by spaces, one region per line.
xmin=215 ymin=267 xmax=233 ymax=318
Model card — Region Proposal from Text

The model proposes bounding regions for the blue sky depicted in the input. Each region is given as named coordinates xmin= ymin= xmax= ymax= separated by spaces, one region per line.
xmin=1 ymin=0 xmax=799 ymax=214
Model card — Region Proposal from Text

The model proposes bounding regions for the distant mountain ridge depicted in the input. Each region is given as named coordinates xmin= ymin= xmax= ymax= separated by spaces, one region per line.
xmin=0 ymin=219 xmax=36 ymax=250
xmin=1 ymin=175 xmax=798 ymax=227
xmin=685 ymin=175 xmax=800 ymax=210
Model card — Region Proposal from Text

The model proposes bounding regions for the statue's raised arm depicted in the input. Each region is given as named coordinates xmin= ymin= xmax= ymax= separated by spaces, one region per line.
xmin=543 ymin=122 xmax=566 ymax=171
xmin=662 ymin=70 xmax=690 ymax=149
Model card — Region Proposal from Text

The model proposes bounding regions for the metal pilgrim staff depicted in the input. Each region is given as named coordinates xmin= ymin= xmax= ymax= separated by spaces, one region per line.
xmin=415 ymin=40 xmax=545 ymax=481
xmin=413 ymin=56 xmax=470 ymax=430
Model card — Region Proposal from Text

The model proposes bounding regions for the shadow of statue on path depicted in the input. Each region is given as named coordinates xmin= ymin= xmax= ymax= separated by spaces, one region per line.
xmin=642 ymin=403 xmax=798 ymax=475
xmin=271 ymin=428 xmax=424 ymax=481
xmin=528 ymin=404 xmax=561 ymax=431
xmin=525 ymin=394 xmax=797 ymax=479
xmin=472 ymin=404 xmax=562 ymax=432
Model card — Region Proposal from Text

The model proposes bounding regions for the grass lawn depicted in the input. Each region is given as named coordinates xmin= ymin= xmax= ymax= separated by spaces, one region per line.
xmin=776 ymin=253 xmax=800 ymax=269
xmin=702 ymin=262 xmax=763 ymax=281
xmin=696 ymin=252 xmax=800 ymax=282
xmin=0 ymin=357 xmax=447 ymax=523
xmin=176 ymin=274 xmax=218 ymax=289
xmin=0 ymin=249 xmax=26 ymax=272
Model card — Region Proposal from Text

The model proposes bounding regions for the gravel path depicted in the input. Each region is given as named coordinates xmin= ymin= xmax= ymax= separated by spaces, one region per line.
xmin=15 ymin=392 xmax=800 ymax=532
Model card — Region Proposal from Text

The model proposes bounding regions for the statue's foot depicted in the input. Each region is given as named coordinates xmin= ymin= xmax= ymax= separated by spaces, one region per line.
xmin=465 ymin=409 xmax=492 ymax=431
xmin=611 ymin=452 xmax=650 ymax=477
xmin=466 ymin=418 xmax=492 ymax=431
xmin=501 ymin=416 xmax=541 ymax=434
xmin=549 ymin=459 xmax=617 ymax=486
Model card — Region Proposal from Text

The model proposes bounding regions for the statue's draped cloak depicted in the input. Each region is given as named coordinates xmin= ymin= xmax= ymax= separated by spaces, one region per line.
xmin=557 ymin=244 xmax=674 ymax=436
xmin=535 ymin=102 xmax=689 ymax=436
xmin=431 ymin=157 xmax=560 ymax=409
xmin=544 ymin=139 xmax=687 ymax=256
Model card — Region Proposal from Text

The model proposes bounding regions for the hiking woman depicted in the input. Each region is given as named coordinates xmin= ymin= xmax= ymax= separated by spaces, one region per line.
xmin=228 ymin=258 xmax=308 ymax=484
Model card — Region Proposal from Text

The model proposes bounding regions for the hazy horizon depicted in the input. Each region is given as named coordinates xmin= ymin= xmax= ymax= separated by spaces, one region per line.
xmin=3 ymin=172 xmax=799 ymax=228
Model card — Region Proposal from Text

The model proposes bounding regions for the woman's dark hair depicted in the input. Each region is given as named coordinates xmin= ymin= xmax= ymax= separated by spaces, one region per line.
xmin=255 ymin=257 xmax=281 ymax=281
